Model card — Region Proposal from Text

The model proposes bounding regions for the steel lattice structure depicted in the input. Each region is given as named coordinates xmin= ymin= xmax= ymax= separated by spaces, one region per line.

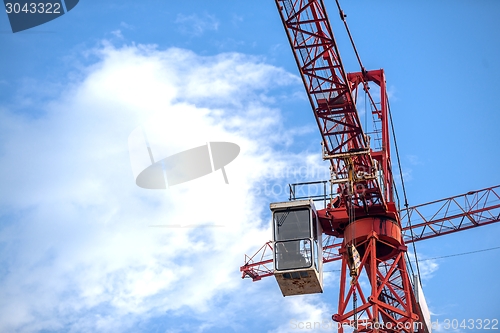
xmin=401 ymin=185 xmax=500 ymax=243
xmin=277 ymin=0 xmax=390 ymax=210
xmin=275 ymin=0 xmax=416 ymax=330
xmin=241 ymin=185 xmax=500 ymax=277
xmin=241 ymin=0 xmax=500 ymax=332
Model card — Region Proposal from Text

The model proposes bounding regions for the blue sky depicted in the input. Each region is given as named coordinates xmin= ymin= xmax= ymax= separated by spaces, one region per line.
xmin=1 ymin=1 xmax=499 ymax=332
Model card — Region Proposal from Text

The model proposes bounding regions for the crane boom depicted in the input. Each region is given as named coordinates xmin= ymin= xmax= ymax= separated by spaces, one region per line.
xmin=402 ymin=185 xmax=500 ymax=243
xmin=275 ymin=0 xmax=391 ymax=210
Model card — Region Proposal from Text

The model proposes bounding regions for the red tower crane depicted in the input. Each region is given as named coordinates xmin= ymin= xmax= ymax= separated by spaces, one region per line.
xmin=240 ymin=1 xmax=500 ymax=332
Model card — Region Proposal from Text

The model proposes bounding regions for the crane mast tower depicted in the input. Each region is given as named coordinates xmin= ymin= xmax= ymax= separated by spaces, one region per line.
xmin=274 ymin=0 xmax=422 ymax=331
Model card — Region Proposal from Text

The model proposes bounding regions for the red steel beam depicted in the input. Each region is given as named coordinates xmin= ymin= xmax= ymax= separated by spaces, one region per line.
xmin=240 ymin=185 xmax=500 ymax=281
xmin=401 ymin=185 xmax=500 ymax=243
xmin=275 ymin=0 xmax=390 ymax=210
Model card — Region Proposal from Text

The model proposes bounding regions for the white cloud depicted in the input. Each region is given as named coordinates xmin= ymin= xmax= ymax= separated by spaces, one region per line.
xmin=406 ymin=154 xmax=422 ymax=165
xmin=269 ymin=297 xmax=334 ymax=333
xmin=0 ymin=42 xmax=330 ymax=332
xmin=407 ymin=252 xmax=439 ymax=282
xmin=111 ymin=29 xmax=124 ymax=39
xmin=175 ymin=13 xmax=220 ymax=37
xmin=119 ymin=22 xmax=135 ymax=30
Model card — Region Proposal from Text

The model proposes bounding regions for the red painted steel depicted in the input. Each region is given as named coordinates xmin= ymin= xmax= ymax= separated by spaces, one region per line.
xmin=333 ymin=236 xmax=418 ymax=333
xmin=240 ymin=241 xmax=273 ymax=281
xmin=241 ymin=185 xmax=500 ymax=279
xmin=275 ymin=0 xmax=391 ymax=212
xmin=401 ymin=185 xmax=500 ymax=243
xmin=240 ymin=0 xmax=500 ymax=332
xmin=273 ymin=0 xmax=419 ymax=330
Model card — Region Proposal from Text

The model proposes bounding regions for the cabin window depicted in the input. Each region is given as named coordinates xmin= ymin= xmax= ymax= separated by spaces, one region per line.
xmin=274 ymin=208 xmax=311 ymax=241
xmin=275 ymin=239 xmax=312 ymax=271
